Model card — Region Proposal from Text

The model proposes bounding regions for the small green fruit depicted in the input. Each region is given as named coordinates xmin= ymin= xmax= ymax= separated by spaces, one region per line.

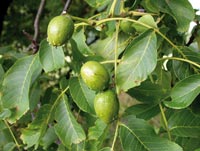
xmin=80 ymin=61 xmax=109 ymax=91
xmin=120 ymin=20 xmax=135 ymax=34
xmin=47 ymin=15 xmax=74 ymax=46
xmin=94 ymin=90 xmax=119 ymax=124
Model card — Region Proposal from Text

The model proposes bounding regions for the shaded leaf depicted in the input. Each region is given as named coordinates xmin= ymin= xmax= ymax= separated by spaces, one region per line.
xmin=40 ymin=127 xmax=57 ymax=150
xmin=85 ymin=0 xmax=110 ymax=8
xmin=69 ymin=77 xmax=95 ymax=114
xmin=39 ymin=39 xmax=65 ymax=72
xmin=1 ymin=54 xmax=42 ymax=123
xmin=54 ymin=95 xmax=86 ymax=147
xmin=99 ymin=147 xmax=112 ymax=151
xmin=88 ymin=119 xmax=107 ymax=140
xmin=116 ymin=30 xmax=157 ymax=91
xmin=124 ymin=103 xmax=160 ymax=120
xmin=90 ymin=32 xmax=128 ymax=60
xmin=128 ymin=81 xmax=169 ymax=104
xmin=72 ymin=27 xmax=93 ymax=55
xmin=20 ymin=105 xmax=51 ymax=149
xmin=3 ymin=142 xmax=16 ymax=151
xmin=164 ymin=74 xmax=200 ymax=109
xmin=168 ymin=109 xmax=200 ymax=137
xmin=119 ymin=115 xmax=183 ymax=151
xmin=144 ymin=0 xmax=194 ymax=32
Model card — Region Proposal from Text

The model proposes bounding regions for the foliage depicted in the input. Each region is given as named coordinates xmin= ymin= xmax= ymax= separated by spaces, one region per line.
xmin=0 ymin=0 xmax=200 ymax=150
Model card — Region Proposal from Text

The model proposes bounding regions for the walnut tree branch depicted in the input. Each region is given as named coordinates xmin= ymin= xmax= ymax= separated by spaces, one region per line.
xmin=62 ymin=0 xmax=72 ymax=14
xmin=33 ymin=0 xmax=46 ymax=41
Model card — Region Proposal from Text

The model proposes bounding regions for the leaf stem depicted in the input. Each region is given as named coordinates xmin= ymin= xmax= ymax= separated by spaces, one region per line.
xmin=96 ymin=17 xmax=185 ymax=57
xmin=100 ymin=59 xmax=121 ymax=64
xmin=159 ymin=104 xmax=171 ymax=141
xmin=41 ymin=86 xmax=69 ymax=140
xmin=4 ymin=120 xmax=21 ymax=151
xmin=111 ymin=120 xmax=119 ymax=151
xmin=158 ymin=57 xmax=200 ymax=69
xmin=109 ymin=0 xmax=118 ymax=16
xmin=71 ymin=16 xmax=92 ymax=25
xmin=114 ymin=22 xmax=120 ymax=85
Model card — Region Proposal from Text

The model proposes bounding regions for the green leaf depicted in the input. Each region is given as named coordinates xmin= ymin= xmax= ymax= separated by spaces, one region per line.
xmin=116 ymin=30 xmax=157 ymax=91
xmin=124 ymin=103 xmax=160 ymax=120
xmin=90 ymin=32 xmax=128 ymax=60
xmin=85 ymin=0 xmax=110 ymax=8
xmin=69 ymin=77 xmax=95 ymax=114
xmin=133 ymin=14 xmax=157 ymax=33
xmin=72 ymin=27 xmax=93 ymax=55
xmin=128 ymin=81 xmax=169 ymax=104
xmin=20 ymin=105 xmax=51 ymax=149
xmin=29 ymin=82 xmax=41 ymax=111
xmin=3 ymin=142 xmax=16 ymax=151
xmin=99 ymin=147 xmax=112 ymax=151
xmin=168 ymin=109 xmax=200 ymax=137
xmin=1 ymin=54 xmax=42 ymax=123
xmin=39 ymin=39 xmax=65 ymax=72
xmin=146 ymin=0 xmax=194 ymax=32
xmin=119 ymin=115 xmax=183 ymax=151
xmin=54 ymin=95 xmax=86 ymax=148
xmin=164 ymin=74 xmax=200 ymax=109
xmin=88 ymin=119 xmax=107 ymax=140
xmin=173 ymin=60 xmax=192 ymax=80
xmin=0 ymin=64 xmax=5 ymax=82
xmin=40 ymin=127 xmax=57 ymax=150
xmin=0 ymin=109 xmax=11 ymax=120
xmin=175 ymin=137 xmax=200 ymax=151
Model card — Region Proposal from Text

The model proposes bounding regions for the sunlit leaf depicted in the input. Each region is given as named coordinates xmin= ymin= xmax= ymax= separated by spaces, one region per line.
xmin=116 ymin=30 xmax=157 ymax=91
xmin=54 ymin=95 xmax=86 ymax=147
xmin=39 ymin=39 xmax=65 ymax=72
xmin=164 ymin=74 xmax=200 ymax=109
xmin=1 ymin=54 xmax=42 ymax=123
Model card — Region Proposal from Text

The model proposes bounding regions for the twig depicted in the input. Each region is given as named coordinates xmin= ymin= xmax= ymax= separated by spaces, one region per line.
xmin=22 ymin=30 xmax=38 ymax=53
xmin=33 ymin=0 xmax=46 ymax=41
xmin=62 ymin=0 xmax=72 ymax=14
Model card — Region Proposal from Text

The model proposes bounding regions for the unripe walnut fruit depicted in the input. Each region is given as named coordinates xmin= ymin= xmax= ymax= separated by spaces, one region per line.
xmin=94 ymin=90 xmax=119 ymax=124
xmin=47 ymin=15 xmax=74 ymax=46
xmin=80 ymin=61 xmax=109 ymax=91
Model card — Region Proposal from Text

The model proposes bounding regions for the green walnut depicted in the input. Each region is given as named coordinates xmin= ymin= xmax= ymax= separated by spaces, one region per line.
xmin=80 ymin=61 xmax=109 ymax=91
xmin=94 ymin=90 xmax=119 ymax=124
xmin=47 ymin=15 xmax=74 ymax=46
xmin=120 ymin=20 xmax=135 ymax=34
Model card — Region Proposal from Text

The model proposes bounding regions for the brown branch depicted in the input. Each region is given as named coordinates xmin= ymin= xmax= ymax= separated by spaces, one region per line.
xmin=62 ymin=0 xmax=71 ymax=14
xmin=33 ymin=0 xmax=46 ymax=41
